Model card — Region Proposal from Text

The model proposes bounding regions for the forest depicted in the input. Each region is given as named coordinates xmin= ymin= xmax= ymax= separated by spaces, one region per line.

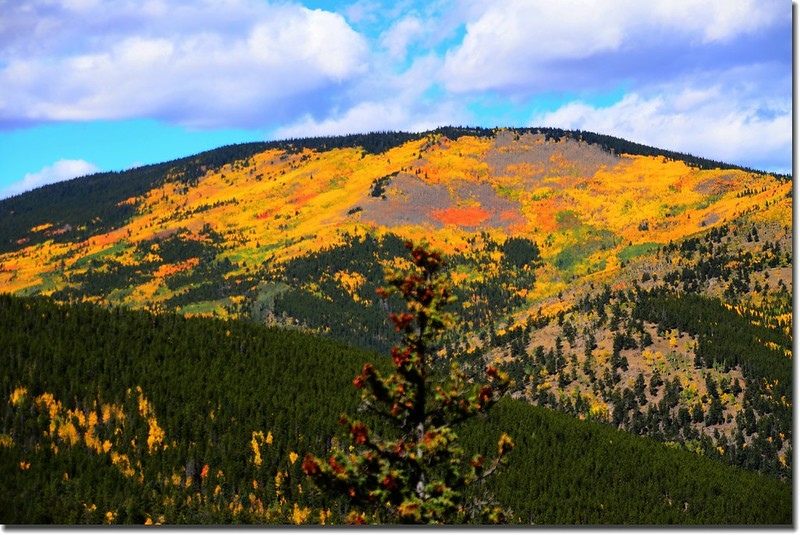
xmin=0 ymin=292 xmax=791 ymax=524
xmin=481 ymin=221 xmax=792 ymax=482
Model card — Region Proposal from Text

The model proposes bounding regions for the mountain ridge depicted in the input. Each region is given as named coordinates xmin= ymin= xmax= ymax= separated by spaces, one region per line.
xmin=1 ymin=126 xmax=785 ymax=254
xmin=0 ymin=125 xmax=792 ymax=489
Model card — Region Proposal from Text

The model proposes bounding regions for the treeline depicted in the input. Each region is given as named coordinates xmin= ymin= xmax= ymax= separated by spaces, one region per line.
xmin=0 ymin=293 xmax=791 ymax=524
xmin=528 ymin=127 xmax=774 ymax=175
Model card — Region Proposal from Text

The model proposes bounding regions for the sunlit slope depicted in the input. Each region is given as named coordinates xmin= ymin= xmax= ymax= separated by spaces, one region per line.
xmin=0 ymin=129 xmax=790 ymax=315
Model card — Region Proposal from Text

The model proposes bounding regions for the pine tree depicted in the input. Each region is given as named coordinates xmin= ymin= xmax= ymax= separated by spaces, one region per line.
xmin=301 ymin=241 xmax=514 ymax=524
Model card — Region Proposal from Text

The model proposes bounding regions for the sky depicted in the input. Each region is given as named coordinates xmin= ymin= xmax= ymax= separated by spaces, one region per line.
xmin=0 ymin=0 xmax=792 ymax=199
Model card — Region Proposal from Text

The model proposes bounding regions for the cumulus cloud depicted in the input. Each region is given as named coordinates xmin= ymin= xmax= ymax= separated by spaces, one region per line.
xmin=273 ymin=96 xmax=465 ymax=139
xmin=442 ymin=0 xmax=787 ymax=94
xmin=530 ymin=68 xmax=791 ymax=172
xmin=272 ymin=52 xmax=469 ymax=139
xmin=2 ymin=159 xmax=100 ymax=199
xmin=0 ymin=0 xmax=791 ymax=175
xmin=380 ymin=16 xmax=426 ymax=60
xmin=0 ymin=0 xmax=369 ymax=129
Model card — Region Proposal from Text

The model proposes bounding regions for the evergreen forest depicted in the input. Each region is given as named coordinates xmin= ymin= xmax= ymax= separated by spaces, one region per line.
xmin=0 ymin=293 xmax=791 ymax=524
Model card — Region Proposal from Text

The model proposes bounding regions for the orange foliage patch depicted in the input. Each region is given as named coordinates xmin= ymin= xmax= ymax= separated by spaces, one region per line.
xmin=154 ymin=258 xmax=200 ymax=278
xmin=30 ymin=223 xmax=53 ymax=233
xmin=116 ymin=196 xmax=138 ymax=207
xmin=91 ymin=231 xmax=125 ymax=248
xmin=530 ymin=203 xmax=558 ymax=233
xmin=0 ymin=132 xmax=790 ymax=324
xmin=498 ymin=209 xmax=521 ymax=223
xmin=430 ymin=206 xmax=491 ymax=227
xmin=291 ymin=192 xmax=318 ymax=207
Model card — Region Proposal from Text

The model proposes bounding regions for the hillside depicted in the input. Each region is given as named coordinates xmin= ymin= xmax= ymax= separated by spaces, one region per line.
xmin=0 ymin=294 xmax=791 ymax=524
xmin=0 ymin=127 xmax=793 ymax=522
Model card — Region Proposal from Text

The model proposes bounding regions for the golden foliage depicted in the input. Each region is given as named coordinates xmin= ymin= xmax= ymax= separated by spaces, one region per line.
xmin=250 ymin=430 xmax=273 ymax=467
xmin=292 ymin=503 xmax=312 ymax=525
xmin=334 ymin=270 xmax=367 ymax=303
xmin=0 ymin=132 xmax=790 ymax=428
xmin=9 ymin=387 xmax=27 ymax=406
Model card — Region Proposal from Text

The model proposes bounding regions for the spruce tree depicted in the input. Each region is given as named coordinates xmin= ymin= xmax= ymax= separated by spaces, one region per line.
xmin=301 ymin=241 xmax=514 ymax=524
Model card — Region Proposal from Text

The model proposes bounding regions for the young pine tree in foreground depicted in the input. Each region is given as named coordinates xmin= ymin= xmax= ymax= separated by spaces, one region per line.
xmin=302 ymin=241 xmax=514 ymax=524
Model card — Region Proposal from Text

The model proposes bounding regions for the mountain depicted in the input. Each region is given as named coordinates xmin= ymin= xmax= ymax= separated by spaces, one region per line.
xmin=0 ymin=127 xmax=792 ymax=523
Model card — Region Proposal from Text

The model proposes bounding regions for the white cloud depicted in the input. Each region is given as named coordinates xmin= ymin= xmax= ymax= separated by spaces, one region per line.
xmin=0 ymin=0 xmax=369 ymax=129
xmin=0 ymin=0 xmax=790 ymax=176
xmin=651 ymin=0 xmax=785 ymax=43
xmin=530 ymin=71 xmax=791 ymax=172
xmin=273 ymin=97 xmax=462 ymax=139
xmin=2 ymin=159 xmax=101 ymax=199
xmin=275 ymin=101 xmax=414 ymax=138
xmin=343 ymin=0 xmax=382 ymax=25
xmin=442 ymin=0 xmax=787 ymax=93
xmin=273 ymin=51 xmax=467 ymax=139
xmin=380 ymin=16 xmax=425 ymax=60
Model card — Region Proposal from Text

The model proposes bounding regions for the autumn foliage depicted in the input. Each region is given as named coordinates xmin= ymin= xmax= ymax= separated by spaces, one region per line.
xmin=302 ymin=241 xmax=513 ymax=524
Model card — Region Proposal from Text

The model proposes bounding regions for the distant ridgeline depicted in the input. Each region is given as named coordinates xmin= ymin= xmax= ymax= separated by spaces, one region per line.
xmin=0 ymin=126 xmax=784 ymax=254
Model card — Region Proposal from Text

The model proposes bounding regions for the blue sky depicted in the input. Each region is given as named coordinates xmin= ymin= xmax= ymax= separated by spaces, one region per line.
xmin=0 ymin=0 xmax=792 ymax=199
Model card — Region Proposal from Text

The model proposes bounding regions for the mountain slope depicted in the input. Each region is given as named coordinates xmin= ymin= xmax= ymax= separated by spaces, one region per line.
xmin=0 ymin=294 xmax=791 ymax=524
xmin=0 ymin=127 xmax=792 ymax=486
xmin=0 ymin=128 xmax=789 ymax=305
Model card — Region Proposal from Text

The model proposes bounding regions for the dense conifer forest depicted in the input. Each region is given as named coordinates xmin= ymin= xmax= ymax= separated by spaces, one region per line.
xmin=0 ymin=293 xmax=791 ymax=524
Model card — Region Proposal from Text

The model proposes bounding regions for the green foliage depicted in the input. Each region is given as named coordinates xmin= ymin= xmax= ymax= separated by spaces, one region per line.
xmin=553 ymin=226 xmax=617 ymax=272
xmin=617 ymin=242 xmax=661 ymax=263
xmin=0 ymin=292 xmax=792 ymax=524
xmin=47 ymin=225 xmax=244 ymax=311
xmin=0 ymin=293 xmax=378 ymax=523
xmin=257 ymin=231 xmax=539 ymax=354
xmin=265 ymin=232 xmax=408 ymax=352
xmin=501 ymin=237 xmax=541 ymax=269
xmin=461 ymin=398 xmax=791 ymax=524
